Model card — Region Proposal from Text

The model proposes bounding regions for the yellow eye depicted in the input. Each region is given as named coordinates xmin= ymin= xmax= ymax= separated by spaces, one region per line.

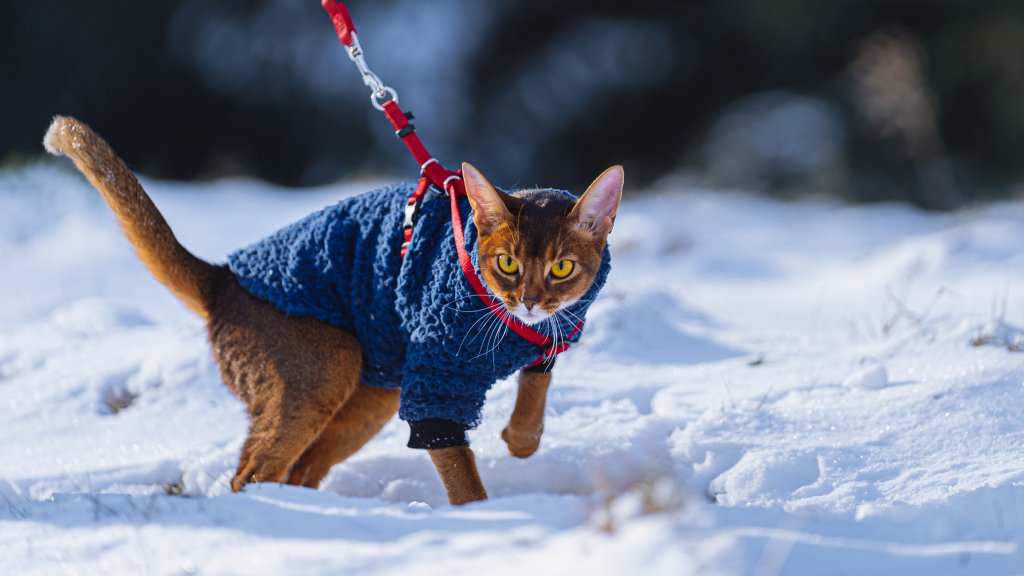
xmin=550 ymin=259 xmax=574 ymax=279
xmin=496 ymin=255 xmax=520 ymax=275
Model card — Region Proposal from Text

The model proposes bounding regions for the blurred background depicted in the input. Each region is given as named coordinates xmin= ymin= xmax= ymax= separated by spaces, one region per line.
xmin=2 ymin=0 xmax=1023 ymax=209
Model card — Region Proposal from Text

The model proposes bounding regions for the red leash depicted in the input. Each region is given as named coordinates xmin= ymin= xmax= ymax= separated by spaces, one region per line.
xmin=321 ymin=0 xmax=580 ymax=364
xmin=321 ymin=1 xmax=460 ymax=195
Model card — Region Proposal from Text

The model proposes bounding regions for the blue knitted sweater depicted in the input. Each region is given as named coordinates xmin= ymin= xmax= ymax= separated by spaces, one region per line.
xmin=228 ymin=183 xmax=611 ymax=428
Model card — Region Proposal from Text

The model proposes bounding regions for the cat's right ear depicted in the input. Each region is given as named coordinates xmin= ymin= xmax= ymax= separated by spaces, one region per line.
xmin=572 ymin=165 xmax=624 ymax=236
xmin=462 ymin=163 xmax=511 ymax=235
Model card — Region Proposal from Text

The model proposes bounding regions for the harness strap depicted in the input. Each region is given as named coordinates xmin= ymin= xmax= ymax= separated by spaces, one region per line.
xmin=401 ymin=177 xmax=430 ymax=258
xmin=380 ymin=101 xmax=462 ymax=194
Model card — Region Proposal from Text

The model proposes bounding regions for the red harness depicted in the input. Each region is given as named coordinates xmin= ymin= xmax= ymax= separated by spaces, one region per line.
xmin=322 ymin=0 xmax=581 ymax=367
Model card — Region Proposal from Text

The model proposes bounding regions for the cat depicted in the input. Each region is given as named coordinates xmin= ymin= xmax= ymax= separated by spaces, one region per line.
xmin=43 ymin=116 xmax=622 ymax=505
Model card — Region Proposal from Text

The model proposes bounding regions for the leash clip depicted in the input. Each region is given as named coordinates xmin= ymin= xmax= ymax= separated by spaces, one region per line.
xmin=346 ymin=35 xmax=398 ymax=110
xmin=323 ymin=1 xmax=397 ymax=110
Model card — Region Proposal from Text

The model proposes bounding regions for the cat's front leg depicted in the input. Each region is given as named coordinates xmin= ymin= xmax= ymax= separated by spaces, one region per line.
xmin=501 ymin=367 xmax=553 ymax=458
xmin=428 ymin=446 xmax=488 ymax=504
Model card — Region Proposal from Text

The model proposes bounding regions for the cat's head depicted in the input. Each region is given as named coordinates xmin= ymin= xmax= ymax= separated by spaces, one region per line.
xmin=462 ymin=162 xmax=623 ymax=325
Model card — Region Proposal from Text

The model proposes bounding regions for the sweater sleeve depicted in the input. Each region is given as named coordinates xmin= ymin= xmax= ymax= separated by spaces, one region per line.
xmin=398 ymin=342 xmax=492 ymax=428
xmin=406 ymin=418 xmax=469 ymax=449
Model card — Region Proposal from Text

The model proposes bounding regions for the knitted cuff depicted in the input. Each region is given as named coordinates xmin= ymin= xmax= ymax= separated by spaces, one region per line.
xmin=407 ymin=418 xmax=469 ymax=449
xmin=524 ymin=355 xmax=557 ymax=373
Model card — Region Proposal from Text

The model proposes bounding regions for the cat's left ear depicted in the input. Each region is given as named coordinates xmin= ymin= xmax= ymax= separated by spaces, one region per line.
xmin=462 ymin=162 xmax=512 ymax=235
xmin=572 ymin=165 xmax=624 ymax=236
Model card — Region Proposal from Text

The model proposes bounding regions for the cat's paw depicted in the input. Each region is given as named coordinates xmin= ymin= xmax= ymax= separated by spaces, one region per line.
xmin=501 ymin=424 xmax=543 ymax=458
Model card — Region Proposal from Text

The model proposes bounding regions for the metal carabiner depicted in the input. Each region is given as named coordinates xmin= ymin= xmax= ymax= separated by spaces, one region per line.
xmin=345 ymin=33 xmax=399 ymax=110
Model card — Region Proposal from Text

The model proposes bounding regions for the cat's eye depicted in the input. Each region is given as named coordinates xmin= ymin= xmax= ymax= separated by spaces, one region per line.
xmin=550 ymin=259 xmax=574 ymax=279
xmin=496 ymin=255 xmax=520 ymax=275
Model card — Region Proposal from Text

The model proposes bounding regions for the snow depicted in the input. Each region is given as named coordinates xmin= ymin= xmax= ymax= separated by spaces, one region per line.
xmin=842 ymin=363 xmax=890 ymax=390
xmin=3 ymin=162 xmax=1024 ymax=575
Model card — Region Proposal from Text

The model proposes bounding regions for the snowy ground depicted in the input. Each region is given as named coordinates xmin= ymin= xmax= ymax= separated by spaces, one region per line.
xmin=2 ymin=163 xmax=1024 ymax=575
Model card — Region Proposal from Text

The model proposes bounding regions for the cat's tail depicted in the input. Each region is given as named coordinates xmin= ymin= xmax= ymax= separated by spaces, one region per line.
xmin=44 ymin=116 xmax=219 ymax=319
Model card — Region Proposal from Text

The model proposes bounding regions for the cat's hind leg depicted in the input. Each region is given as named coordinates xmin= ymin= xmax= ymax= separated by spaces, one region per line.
xmin=231 ymin=375 xmax=356 ymax=491
xmin=286 ymin=383 xmax=400 ymax=488
xmin=207 ymin=277 xmax=363 ymax=492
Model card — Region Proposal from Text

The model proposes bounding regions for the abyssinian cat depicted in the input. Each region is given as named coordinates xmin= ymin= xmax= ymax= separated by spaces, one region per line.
xmin=44 ymin=116 xmax=622 ymax=505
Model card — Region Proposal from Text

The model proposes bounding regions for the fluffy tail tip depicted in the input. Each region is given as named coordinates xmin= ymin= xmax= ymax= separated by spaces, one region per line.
xmin=43 ymin=115 xmax=76 ymax=156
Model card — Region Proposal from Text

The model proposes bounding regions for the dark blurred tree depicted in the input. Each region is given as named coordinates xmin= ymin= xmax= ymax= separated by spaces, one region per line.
xmin=2 ymin=0 xmax=1024 ymax=207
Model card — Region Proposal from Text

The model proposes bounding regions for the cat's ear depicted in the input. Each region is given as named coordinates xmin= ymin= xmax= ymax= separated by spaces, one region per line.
xmin=462 ymin=162 xmax=511 ymax=235
xmin=572 ymin=165 xmax=623 ymax=236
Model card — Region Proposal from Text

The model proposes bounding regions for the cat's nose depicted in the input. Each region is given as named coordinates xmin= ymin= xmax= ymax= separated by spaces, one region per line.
xmin=522 ymin=297 xmax=539 ymax=311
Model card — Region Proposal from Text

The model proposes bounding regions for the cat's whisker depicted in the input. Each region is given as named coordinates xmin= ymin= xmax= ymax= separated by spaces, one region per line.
xmin=456 ymin=300 xmax=509 ymax=357
xmin=548 ymin=307 xmax=585 ymax=355
xmin=448 ymin=304 xmax=507 ymax=314
xmin=456 ymin=315 xmax=489 ymax=357
xmin=488 ymin=322 xmax=510 ymax=370
xmin=466 ymin=315 xmax=498 ymax=359
xmin=456 ymin=297 xmax=503 ymax=352
xmin=544 ymin=316 xmax=559 ymax=358
xmin=439 ymin=293 xmax=493 ymax=311
xmin=555 ymin=314 xmax=566 ymax=353
xmin=556 ymin=306 xmax=587 ymax=326
xmin=469 ymin=310 xmax=508 ymax=364
xmin=489 ymin=307 xmax=513 ymax=359
xmin=542 ymin=316 xmax=556 ymax=358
